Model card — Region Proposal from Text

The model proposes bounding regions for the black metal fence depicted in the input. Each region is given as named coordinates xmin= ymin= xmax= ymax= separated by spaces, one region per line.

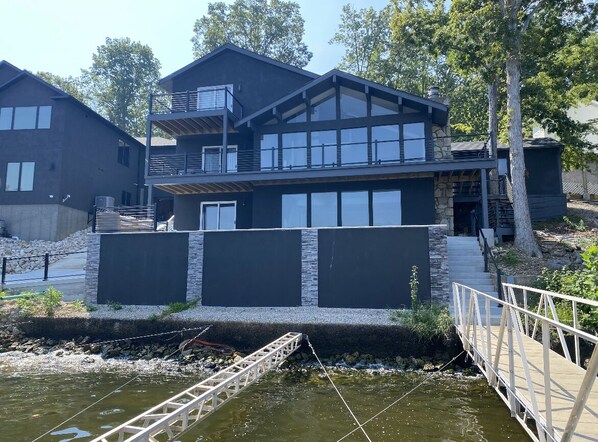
xmin=93 ymin=205 xmax=157 ymax=233
xmin=1 ymin=250 xmax=86 ymax=285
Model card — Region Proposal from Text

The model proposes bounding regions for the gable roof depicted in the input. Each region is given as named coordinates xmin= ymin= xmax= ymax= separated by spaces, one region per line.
xmin=0 ymin=69 xmax=143 ymax=148
xmin=236 ymin=69 xmax=450 ymax=128
xmin=159 ymin=43 xmax=319 ymax=92
xmin=0 ymin=60 xmax=23 ymax=87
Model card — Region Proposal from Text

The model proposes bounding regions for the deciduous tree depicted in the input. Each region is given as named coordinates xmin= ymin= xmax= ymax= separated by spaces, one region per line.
xmin=191 ymin=0 xmax=312 ymax=68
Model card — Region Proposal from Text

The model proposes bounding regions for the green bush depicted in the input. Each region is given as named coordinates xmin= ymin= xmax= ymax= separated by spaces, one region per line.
xmin=390 ymin=266 xmax=453 ymax=342
xmin=106 ymin=300 xmax=123 ymax=310
xmin=41 ymin=287 xmax=62 ymax=316
xmin=538 ymin=240 xmax=598 ymax=332
xmin=16 ymin=295 xmax=37 ymax=317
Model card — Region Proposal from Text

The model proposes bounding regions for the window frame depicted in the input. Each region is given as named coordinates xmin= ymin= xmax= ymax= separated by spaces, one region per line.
xmin=200 ymin=200 xmax=237 ymax=230
xmin=5 ymin=161 xmax=35 ymax=192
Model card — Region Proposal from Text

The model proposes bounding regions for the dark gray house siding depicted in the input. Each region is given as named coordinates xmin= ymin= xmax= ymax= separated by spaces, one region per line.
xmin=0 ymin=65 xmax=144 ymax=240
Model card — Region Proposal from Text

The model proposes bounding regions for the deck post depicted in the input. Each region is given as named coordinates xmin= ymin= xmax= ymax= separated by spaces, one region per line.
xmin=222 ymin=90 xmax=228 ymax=174
xmin=145 ymin=114 xmax=152 ymax=206
xmin=480 ymin=169 xmax=489 ymax=228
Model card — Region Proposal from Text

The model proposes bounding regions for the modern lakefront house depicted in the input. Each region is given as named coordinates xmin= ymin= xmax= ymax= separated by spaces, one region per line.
xmin=0 ymin=61 xmax=145 ymax=241
xmin=85 ymin=44 xmax=566 ymax=308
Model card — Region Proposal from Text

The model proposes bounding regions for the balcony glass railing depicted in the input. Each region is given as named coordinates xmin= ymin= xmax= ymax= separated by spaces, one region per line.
xmin=148 ymin=134 xmax=491 ymax=177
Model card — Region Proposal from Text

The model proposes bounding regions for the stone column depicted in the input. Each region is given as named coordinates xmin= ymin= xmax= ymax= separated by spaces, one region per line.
xmin=186 ymin=232 xmax=204 ymax=304
xmin=434 ymin=176 xmax=454 ymax=235
xmin=301 ymin=229 xmax=318 ymax=306
xmin=84 ymin=233 xmax=101 ymax=304
xmin=428 ymin=225 xmax=449 ymax=306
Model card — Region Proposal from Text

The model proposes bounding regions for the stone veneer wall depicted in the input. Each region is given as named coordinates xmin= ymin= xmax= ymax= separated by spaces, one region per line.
xmin=84 ymin=233 xmax=101 ymax=304
xmin=428 ymin=225 xmax=449 ymax=305
xmin=432 ymin=124 xmax=452 ymax=160
xmin=186 ymin=232 xmax=204 ymax=303
xmin=300 ymin=229 xmax=318 ymax=306
xmin=434 ymin=176 xmax=454 ymax=235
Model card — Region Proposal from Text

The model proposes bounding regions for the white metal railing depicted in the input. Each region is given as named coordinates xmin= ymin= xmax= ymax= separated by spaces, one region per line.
xmin=453 ymin=282 xmax=598 ymax=442
xmin=92 ymin=332 xmax=302 ymax=442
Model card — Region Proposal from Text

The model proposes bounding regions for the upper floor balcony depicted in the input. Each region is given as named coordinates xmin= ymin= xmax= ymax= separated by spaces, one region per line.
xmin=147 ymin=134 xmax=496 ymax=191
xmin=149 ymin=86 xmax=244 ymax=136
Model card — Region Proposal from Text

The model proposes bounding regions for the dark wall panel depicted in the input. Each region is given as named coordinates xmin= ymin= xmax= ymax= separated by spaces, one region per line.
xmin=173 ymin=192 xmax=253 ymax=231
xmin=318 ymin=227 xmax=431 ymax=308
xmin=525 ymin=149 xmax=562 ymax=195
xmin=202 ymin=230 xmax=301 ymax=306
xmin=98 ymin=233 xmax=189 ymax=305
xmin=528 ymin=194 xmax=567 ymax=220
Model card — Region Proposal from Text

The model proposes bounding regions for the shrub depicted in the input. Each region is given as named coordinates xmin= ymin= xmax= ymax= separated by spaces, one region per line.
xmin=106 ymin=300 xmax=123 ymax=310
xmin=16 ymin=295 xmax=37 ymax=317
xmin=390 ymin=266 xmax=453 ymax=342
xmin=41 ymin=287 xmax=62 ymax=316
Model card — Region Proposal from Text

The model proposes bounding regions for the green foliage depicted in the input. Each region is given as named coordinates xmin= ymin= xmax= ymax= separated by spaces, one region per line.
xmin=16 ymin=295 xmax=37 ymax=318
xmin=497 ymin=249 xmax=521 ymax=267
xmin=70 ymin=300 xmax=87 ymax=312
xmin=538 ymin=240 xmax=598 ymax=331
xmin=390 ymin=265 xmax=453 ymax=342
xmin=106 ymin=300 xmax=123 ymax=311
xmin=85 ymin=303 xmax=98 ymax=312
xmin=155 ymin=299 xmax=200 ymax=319
xmin=81 ymin=37 xmax=161 ymax=136
xmin=36 ymin=71 xmax=89 ymax=104
xmin=41 ymin=287 xmax=62 ymax=317
xmin=191 ymin=0 xmax=312 ymax=68
xmin=563 ymin=215 xmax=587 ymax=232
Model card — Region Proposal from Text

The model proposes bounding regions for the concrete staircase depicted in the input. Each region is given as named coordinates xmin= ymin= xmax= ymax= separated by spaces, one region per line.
xmin=447 ymin=236 xmax=503 ymax=322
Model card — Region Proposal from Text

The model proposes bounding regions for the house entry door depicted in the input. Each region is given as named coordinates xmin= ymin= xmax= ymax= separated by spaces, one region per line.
xmin=200 ymin=201 xmax=236 ymax=230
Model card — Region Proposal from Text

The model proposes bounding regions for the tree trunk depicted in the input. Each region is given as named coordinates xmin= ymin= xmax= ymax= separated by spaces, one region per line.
xmin=506 ymin=50 xmax=542 ymax=257
xmin=488 ymin=77 xmax=499 ymax=195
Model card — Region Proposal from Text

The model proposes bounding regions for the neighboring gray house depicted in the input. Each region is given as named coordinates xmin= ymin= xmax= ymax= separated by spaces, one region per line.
xmin=0 ymin=61 xmax=145 ymax=240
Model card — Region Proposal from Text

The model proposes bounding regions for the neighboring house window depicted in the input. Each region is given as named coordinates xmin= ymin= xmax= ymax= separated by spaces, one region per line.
xmin=340 ymin=86 xmax=367 ymax=119
xmin=311 ymin=130 xmax=337 ymax=168
xmin=311 ymin=89 xmax=336 ymax=121
xmin=260 ymin=134 xmax=279 ymax=171
xmin=282 ymin=193 xmax=307 ymax=228
xmin=202 ymin=146 xmax=237 ymax=173
xmin=121 ymin=190 xmax=131 ymax=206
xmin=341 ymin=191 xmax=369 ymax=226
xmin=282 ymin=132 xmax=307 ymax=169
xmin=197 ymin=85 xmax=233 ymax=112
xmin=372 ymin=125 xmax=400 ymax=163
xmin=498 ymin=158 xmax=508 ymax=175
xmin=372 ymin=190 xmax=401 ymax=226
xmin=0 ymin=106 xmax=51 ymax=130
xmin=311 ymin=192 xmax=337 ymax=227
xmin=118 ymin=139 xmax=130 ymax=167
xmin=403 ymin=122 xmax=426 ymax=162
xmin=200 ymin=201 xmax=236 ymax=230
xmin=340 ymin=127 xmax=368 ymax=166
xmin=5 ymin=162 xmax=35 ymax=191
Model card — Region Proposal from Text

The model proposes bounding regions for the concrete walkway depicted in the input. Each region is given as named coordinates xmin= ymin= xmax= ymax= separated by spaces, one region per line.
xmin=2 ymin=252 xmax=86 ymax=301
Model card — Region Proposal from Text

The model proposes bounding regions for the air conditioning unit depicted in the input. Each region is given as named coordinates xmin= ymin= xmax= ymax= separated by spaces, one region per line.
xmin=95 ymin=195 xmax=115 ymax=209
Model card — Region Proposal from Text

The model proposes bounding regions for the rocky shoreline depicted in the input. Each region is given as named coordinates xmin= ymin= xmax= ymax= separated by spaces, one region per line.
xmin=0 ymin=320 xmax=472 ymax=376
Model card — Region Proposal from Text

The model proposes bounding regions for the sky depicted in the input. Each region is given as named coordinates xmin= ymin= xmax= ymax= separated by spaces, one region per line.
xmin=0 ymin=0 xmax=389 ymax=79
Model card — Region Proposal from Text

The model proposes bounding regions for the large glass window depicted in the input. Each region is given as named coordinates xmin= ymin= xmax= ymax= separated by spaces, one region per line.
xmin=282 ymin=193 xmax=307 ymax=228
xmin=311 ymin=192 xmax=338 ymax=227
xmin=37 ymin=106 xmax=52 ymax=129
xmin=340 ymin=86 xmax=367 ymax=119
xmin=5 ymin=162 xmax=35 ymax=191
xmin=311 ymin=130 xmax=337 ymax=168
xmin=201 ymin=201 xmax=236 ymax=230
xmin=403 ymin=122 xmax=426 ymax=162
xmin=373 ymin=191 xmax=401 ymax=226
xmin=372 ymin=125 xmax=400 ymax=164
xmin=371 ymin=96 xmax=399 ymax=116
xmin=282 ymin=132 xmax=307 ymax=169
xmin=13 ymin=106 xmax=37 ymax=129
xmin=310 ymin=89 xmax=336 ymax=121
xmin=260 ymin=134 xmax=279 ymax=171
xmin=197 ymin=85 xmax=233 ymax=112
xmin=202 ymin=146 xmax=237 ymax=173
xmin=0 ymin=107 xmax=13 ymax=130
xmin=340 ymin=127 xmax=368 ymax=166
xmin=341 ymin=191 xmax=369 ymax=226
xmin=282 ymin=104 xmax=306 ymax=123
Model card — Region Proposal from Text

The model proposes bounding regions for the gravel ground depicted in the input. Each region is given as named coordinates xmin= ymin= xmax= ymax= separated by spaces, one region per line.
xmin=40 ymin=304 xmax=397 ymax=326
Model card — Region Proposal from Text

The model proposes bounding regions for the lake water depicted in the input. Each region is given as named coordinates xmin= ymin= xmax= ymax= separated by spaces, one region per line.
xmin=0 ymin=367 xmax=529 ymax=441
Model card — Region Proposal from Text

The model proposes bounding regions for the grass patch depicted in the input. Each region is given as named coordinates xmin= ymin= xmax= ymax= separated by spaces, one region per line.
xmin=151 ymin=298 xmax=200 ymax=320
xmin=496 ymin=249 xmax=521 ymax=266
xmin=106 ymin=300 xmax=123 ymax=311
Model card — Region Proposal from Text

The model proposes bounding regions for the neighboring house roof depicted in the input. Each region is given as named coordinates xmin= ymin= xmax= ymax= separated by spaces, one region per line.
xmin=135 ymin=136 xmax=176 ymax=147
xmin=0 ymin=68 xmax=143 ymax=149
xmin=236 ymin=69 xmax=450 ymax=128
xmin=451 ymin=137 xmax=561 ymax=152
xmin=159 ymin=43 xmax=319 ymax=92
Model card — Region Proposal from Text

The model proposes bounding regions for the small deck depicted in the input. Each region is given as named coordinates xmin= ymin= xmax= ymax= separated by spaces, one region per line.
xmin=454 ymin=283 xmax=598 ymax=441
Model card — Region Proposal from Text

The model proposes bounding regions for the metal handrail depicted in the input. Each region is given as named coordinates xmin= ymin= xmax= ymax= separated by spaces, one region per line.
xmin=453 ymin=282 xmax=598 ymax=442
xmin=472 ymin=211 xmax=503 ymax=300
xmin=150 ymin=88 xmax=244 ymax=120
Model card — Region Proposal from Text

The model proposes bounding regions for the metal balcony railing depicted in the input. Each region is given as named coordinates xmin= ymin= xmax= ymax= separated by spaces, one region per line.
xmin=149 ymin=88 xmax=243 ymax=120
xmin=147 ymin=134 xmax=491 ymax=177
